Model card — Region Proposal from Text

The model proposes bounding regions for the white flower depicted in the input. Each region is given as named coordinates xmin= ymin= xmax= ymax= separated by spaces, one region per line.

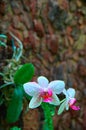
xmin=23 ymin=76 xmax=65 ymax=109
xmin=58 ymin=88 xmax=80 ymax=115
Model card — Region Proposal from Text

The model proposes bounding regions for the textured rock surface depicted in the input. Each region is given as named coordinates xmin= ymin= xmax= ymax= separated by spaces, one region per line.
xmin=0 ymin=0 xmax=86 ymax=130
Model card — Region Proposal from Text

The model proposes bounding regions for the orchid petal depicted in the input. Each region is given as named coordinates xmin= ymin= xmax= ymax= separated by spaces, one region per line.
xmin=67 ymin=88 xmax=75 ymax=98
xmin=29 ymin=94 xmax=42 ymax=108
xmin=23 ymin=82 xmax=41 ymax=96
xmin=70 ymin=105 xmax=80 ymax=110
xmin=37 ymin=76 xmax=49 ymax=88
xmin=69 ymin=98 xmax=76 ymax=106
xmin=49 ymin=93 xmax=60 ymax=105
xmin=48 ymin=80 xmax=65 ymax=94
xmin=63 ymin=89 xmax=69 ymax=103
xmin=58 ymin=100 xmax=67 ymax=115
xmin=66 ymin=103 xmax=69 ymax=110
xmin=65 ymin=96 xmax=70 ymax=108
xmin=63 ymin=89 xmax=68 ymax=96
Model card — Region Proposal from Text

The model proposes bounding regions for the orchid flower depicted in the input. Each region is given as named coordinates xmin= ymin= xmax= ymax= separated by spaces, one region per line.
xmin=23 ymin=76 xmax=65 ymax=109
xmin=58 ymin=88 xmax=80 ymax=115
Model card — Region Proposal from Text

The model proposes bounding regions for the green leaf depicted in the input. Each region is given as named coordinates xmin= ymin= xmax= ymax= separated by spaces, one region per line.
xmin=10 ymin=126 xmax=21 ymax=130
xmin=6 ymin=86 xmax=23 ymax=123
xmin=14 ymin=63 xmax=35 ymax=84
xmin=0 ymin=41 xmax=7 ymax=47
xmin=0 ymin=34 xmax=7 ymax=38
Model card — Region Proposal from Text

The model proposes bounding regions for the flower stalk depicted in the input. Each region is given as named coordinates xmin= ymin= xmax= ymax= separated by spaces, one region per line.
xmin=42 ymin=103 xmax=54 ymax=130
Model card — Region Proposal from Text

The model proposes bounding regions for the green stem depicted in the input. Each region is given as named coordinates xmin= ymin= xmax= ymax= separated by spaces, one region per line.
xmin=42 ymin=103 xmax=54 ymax=130
xmin=0 ymin=82 xmax=14 ymax=89
xmin=60 ymin=98 xmax=66 ymax=104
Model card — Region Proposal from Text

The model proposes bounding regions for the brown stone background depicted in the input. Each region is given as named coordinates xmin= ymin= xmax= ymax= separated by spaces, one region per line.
xmin=0 ymin=0 xmax=86 ymax=130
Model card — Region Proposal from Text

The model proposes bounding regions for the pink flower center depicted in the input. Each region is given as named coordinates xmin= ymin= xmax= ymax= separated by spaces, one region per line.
xmin=40 ymin=90 xmax=53 ymax=102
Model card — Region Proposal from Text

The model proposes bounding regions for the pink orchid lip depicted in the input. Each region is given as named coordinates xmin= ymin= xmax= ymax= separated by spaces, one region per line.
xmin=69 ymin=98 xmax=76 ymax=106
xmin=40 ymin=89 xmax=53 ymax=103
xmin=43 ymin=98 xmax=52 ymax=102
xmin=70 ymin=105 xmax=80 ymax=110
xmin=69 ymin=98 xmax=80 ymax=111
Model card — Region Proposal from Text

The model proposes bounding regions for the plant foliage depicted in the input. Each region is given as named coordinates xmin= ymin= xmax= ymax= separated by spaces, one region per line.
xmin=6 ymin=86 xmax=23 ymax=123
xmin=14 ymin=63 xmax=35 ymax=84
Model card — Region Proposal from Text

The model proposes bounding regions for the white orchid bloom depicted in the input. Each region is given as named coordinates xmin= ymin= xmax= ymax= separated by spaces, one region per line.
xmin=58 ymin=88 xmax=80 ymax=115
xmin=23 ymin=76 xmax=65 ymax=109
